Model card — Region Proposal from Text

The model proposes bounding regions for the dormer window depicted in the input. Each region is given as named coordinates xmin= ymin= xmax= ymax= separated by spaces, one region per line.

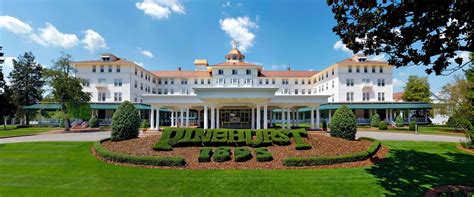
xmin=102 ymin=57 xmax=110 ymax=61
xmin=358 ymin=58 xmax=367 ymax=62
xmin=232 ymin=55 xmax=237 ymax=60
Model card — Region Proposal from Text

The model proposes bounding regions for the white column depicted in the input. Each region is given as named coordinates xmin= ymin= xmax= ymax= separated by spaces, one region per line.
xmin=216 ymin=108 xmax=220 ymax=129
xmin=197 ymin=110 xmax=201 ymax=127
xmin=263 ymin=105 xmax=268 ymax=129
xmin=310 ymin=107 xmax=315 ymax=129
xmin=407 ymin=109 xmax=411 ymax=122
xmin=186 ymin=108 xmax=190 ymax=127
xmin=269 ymin=110 xmax=273 ymax=126
xmin=287 ymin=108 xmax=291 ymax=129
xmin=424 ymin=110 xmax=428 ymax=122
xmin=328 ymin=109 xmax=332 ymax=124
xmin=281 ymin=109 xmax=286 ymax=129
xmin=156 ymin=107 xmax=160 ymax=130
xmin=316 ymin=107 xmax=320 ymax=129
xmin=150 ymin=107 xmax=155 ymax=130
xmin=180 ymin=108 xmax=184 ymax=127
xmin=211 ymin=106 xmax=215 ymax=129
xmin=251 ymin=108 xmax=255 ymax=129
xmin=204 ymin=105 xmax=208 ymax=129
xmin=256 ymin=105 xmax=261 ymax=129
xmin=170 ymin=110 xmax=175 ymax=127
xmin=385 ymin=109 xmax=389 ymax=121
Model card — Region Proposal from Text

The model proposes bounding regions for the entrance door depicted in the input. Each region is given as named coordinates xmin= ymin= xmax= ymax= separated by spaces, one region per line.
xmin=221 ymin=108 xmax=251 ymax=129
xmin=98 ymin=109 xmax=106 ymax=119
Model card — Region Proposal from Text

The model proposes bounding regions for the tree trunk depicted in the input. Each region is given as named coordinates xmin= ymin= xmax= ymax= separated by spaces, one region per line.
xmin=3 ymin=116 xmax=6 ymax=130
xmin=25 ymin=113 xmax=29 ymax=125
xmin=61 ymin=103 xmax=70 ymax=132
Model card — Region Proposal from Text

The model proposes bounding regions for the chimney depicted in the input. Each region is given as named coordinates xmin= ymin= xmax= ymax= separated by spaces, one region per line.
xmin=287 ymin=66 xmax=291 ymax=71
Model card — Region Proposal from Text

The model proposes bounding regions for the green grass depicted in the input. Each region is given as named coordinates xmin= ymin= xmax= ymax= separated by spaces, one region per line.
xmin=358 ymin=125 xmax=466 ymax=136
xmin=0 ymin=141 xmax=473 ymax=196
xmin=0 ymin=126 xmax=61 ymax=138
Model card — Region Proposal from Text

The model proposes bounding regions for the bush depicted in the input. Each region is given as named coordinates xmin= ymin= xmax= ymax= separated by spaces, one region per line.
xmin=88 ymin=116 xmax=99 ymax=128
xmin=227 ymin=130 xmax=246 ymax=146
xmin=255 ymin=147 xmax=273 ymax=162
xmin=198 ymin=147 xmax=213 ymax=162
xmin=110 ymin=101 xmax=141 ymax=141
xmin=447 ymin=115 xmax=472 ymax=131
xmin=460 ymin=131 xmax=474 ymax=149
xmin=378 ymin=121 xmax=388 ymax=130
xmin=234 ymin=147 xmax=252 ymax=162
xmin=395 ymin=115 xmax=404 ymax=127
xmin=322 ymin=120 xmax=327 ymax=131
xmin=282 ymin=137 xmax=380 ymax=166
xmin=329 ymin=105 xmax=357 ymax=140
xmin=409 ymin=120 xmax=416 ymax=131
xmin=94 ymin=139 xmax=185 ymax=166
xmin=141 ymin=119 xmax=150 ymax=128
xmin=291 ymin=129 xmax=312 ymax=150
xmin=16 ymin=125 xmax=32 ymax=129
xmin=370 ymin=113 xmax=381 ymax=127
xmin=212 ymin=147 xmax=231 ymax=162
xmin=153 ymin=128 xmax=186 ymax=150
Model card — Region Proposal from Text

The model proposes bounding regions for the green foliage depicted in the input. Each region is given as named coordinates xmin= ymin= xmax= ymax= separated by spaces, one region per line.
xmin=94 ymin=139 xmax=185 ymax=166
xmin=255 ymin=147 xmax=273 ymax=162
xmin=110 ymin=101 xmax=140 ymax=141
xmin=283 ymin=138 xmax=381 ymax=166
xmin=328 ymin=1 xmax=472 ymax=75
xmin=141 ymin=119 xmax=150 ymax=128
xmin=88 ymin=116 xmax=99 ymax=128
xmin=322 ymin=120 xmax=327 ymax=131
xmin=291 ymin=129 xmax=312 ymax=150
xmin=378 ymin=121 xmax=388 ymax=130
xmin=329 ymin=105 xmax=357 ymax=140
xmin=198 ymin=147 xmax=213 ymax=162
xmin=212 ymin=147 xmax=231 ymax=162
xmin=395 ymin=115 xmax=404 ymax=127
xmin=447 ymin=115 xmax=472 ymax=132
xmin=234 ymin=147 xmax=252 ymax=162
xmin=270 ymin=130 xmax=291 ymax=146
xmin=370 ymin=113 xmax=381 ymax=127
xmin=245 ymin=130 xmax=263 ymax=147
xmin=227 ymin=130 xmax=246 ymax=146
xmin=460 ymin=131 xmax=474 ymax=149
xmin=402 ymin=76 xmax=431 ymax=102
xmin=409 ymin=120 xmax=417 ymax=131
xmin=66 ymin=103 xmax=91 ymax=120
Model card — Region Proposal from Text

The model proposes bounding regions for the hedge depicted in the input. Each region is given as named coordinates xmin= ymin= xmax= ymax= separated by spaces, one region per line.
xmin=212 ymin=147 xmax=231 ymax=162
xmin=409 ymin=120 xmax=416 ymax=131
xmin=291 ymin=129 xmax=312 ymax=150
xmin=94 ymin=139 xmax=185 ymax=166
xmin=378 ymin=121 xmax=388 ymax=130
xmin=282 ymin=137 xmax=381 ymax=166
xmin=255 ymin=147 xmax=273 ymax=162
xmin=198 ymin=147 xmax=213 ymax=162
xmin=234 ymin=147 xmax=252 ymax=162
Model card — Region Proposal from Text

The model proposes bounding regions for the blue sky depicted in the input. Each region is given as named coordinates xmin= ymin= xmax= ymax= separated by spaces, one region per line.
xmin=0 ymin=0 xmax=467 ymax=93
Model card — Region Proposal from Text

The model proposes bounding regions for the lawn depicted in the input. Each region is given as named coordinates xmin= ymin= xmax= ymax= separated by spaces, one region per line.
xmin=358 ymin=125 xmax=466 ymax=136
xmin=0 ymin=141 xmax=472 ymax=196
xmin=0 ymin=126 xmax=61 ymax=138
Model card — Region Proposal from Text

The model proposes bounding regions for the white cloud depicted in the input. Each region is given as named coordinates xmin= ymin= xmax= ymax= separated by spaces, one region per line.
xmin=223 ymin=1 xmax=231 ymax=7
xmin=81 ymin=29 xmax=107 ymax=52
xmin=140 ymin=49 xmax=154 ymax=58
xmin=33 ymin=23 xmax=79 ymax=48
xmin=0 ymin=15 xmax=33 ymax=34
xmin=333 ymin=40 xmax=352 ymax=54
xmin=134 ymin=61 xmax=144 ymax=67
xmin=219 ymin=16 xmax=258 ymax=52
xmin=136 ymin=0 xmax=185 ymax=20
xmin=1 ymin=57 xmax=15 ymax=85
xmin=222 ymin=1 xmax=243 ymax=8
xmin=393 ymin=78 xmax=405 ymax=88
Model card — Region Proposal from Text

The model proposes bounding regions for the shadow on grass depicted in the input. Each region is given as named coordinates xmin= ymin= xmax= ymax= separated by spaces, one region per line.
xmin=367 ymin=149 xmax=474 ymax=196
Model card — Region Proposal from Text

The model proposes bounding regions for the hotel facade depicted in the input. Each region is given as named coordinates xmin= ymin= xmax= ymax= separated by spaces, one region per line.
xmin=45 ymin=46 xmax=431 ymax=130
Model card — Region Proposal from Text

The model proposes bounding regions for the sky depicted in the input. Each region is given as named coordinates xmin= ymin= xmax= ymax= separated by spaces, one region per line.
xmin=0 ymin=0 xmax=468 ymax=93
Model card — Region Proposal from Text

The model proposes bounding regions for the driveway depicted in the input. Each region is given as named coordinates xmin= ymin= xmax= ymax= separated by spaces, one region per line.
xmin=0 ymin=130 xmax=466 ymax=144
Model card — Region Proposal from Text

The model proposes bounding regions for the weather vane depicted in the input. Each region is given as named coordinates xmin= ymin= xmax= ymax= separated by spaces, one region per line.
xmin=231 ymin=40 xmax=237 ymax=49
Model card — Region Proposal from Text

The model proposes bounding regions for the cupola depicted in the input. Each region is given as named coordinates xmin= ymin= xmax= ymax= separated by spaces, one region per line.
xmin=225 ymin=40 xmax=245 ymax=62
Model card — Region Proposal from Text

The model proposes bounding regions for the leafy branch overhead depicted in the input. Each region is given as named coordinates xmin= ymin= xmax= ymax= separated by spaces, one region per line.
xmin=328 ymin=0 xmax=473 ymax=75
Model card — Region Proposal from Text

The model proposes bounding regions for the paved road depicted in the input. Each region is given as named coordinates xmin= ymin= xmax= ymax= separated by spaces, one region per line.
xmin=0 ymin=130 xmax=465 ymax=144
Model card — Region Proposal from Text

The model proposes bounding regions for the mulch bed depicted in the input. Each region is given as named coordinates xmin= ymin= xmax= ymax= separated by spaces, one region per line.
xmin=100 ymin=133 xmax=388 ymax=169
xmin=458 ymin=145 xmax=474 ymax=154
xmin=424 ymin=185 xmax=474 ymax=197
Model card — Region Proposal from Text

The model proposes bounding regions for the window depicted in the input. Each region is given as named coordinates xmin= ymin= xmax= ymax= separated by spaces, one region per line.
xmin=326 ymin=72 xmax=328 ymax=78
xmin=170 ymin=79 xmax=174 ymax=85
xmin=158 ymin=79 xmax=162 ymax=84
xmin=164 ymin=79 xmax=168 ymax=85
xmin=332 ymin=69 xmax=334 ymax=75
xmin=232 ymin=69 xmax=238 ymax=75
xmin=164 ymin=89 xmax=169 ymax=94
xmin=346 ymin=92 xmax=354 ymax=101
xmin=114 ymin=79 xmax=122 ymax=86
xmin=92 ymin=65 xmax=96 ymax=73
xmin=134 ymin=80 xmax=137 ymax=88
xmin=116 ymin=65 xmax=120 ymax=73
xmin=98 ymin=78 xmax=106 ymax=84
xmin=332 ymin=80 xmax=334 ymax=88
xmin=379 ymin=66 xmax=383 ymax=73
xmin=346 ymin=79 xmax=354 ymax=86
xmin=377 ymin=79 xmax=385 ymax=86
xmin=134 ymin=68 xmax=137 ymax=75
xmin=140 ymin=83 xmax=143 ymax=90
xmin=259 ymin=79 xmax=262 ymax=85
xmin=378 ymin=92 xmax=385 ymax=101
xmin=295 ymin=79 xmax=298 ymax=85
xmin=302 ymin=89 xmax=306 ymax=95
xmin=244 ymin=78 xmax=252 ymax=85
xmin=82 ymin=79 xmax=90 ymax=87
xmin=180 ymin=88 xmax=188 ymax=95
xmin=181 ymin=79 xmax=187 ymax=84
xmin=246 ymin=69 xmax=251 ymax=75
xmin=207 ymin=79 xmax=211 ymax=84
xmin=282 ymin=79 xmax=289 ymax=85
xmin=231 ymin=78 xmax=239 ymax=85
xmin=158 ymin=89 xmax=162 ymax=94
xmin=356 ymin=66 xmax=360 ymax=73
xmin=114 ymin=92 xmax=122 ymax=102
xmin=100 ymin=65 xmax=104 ymax=73
xmin=134 ymin=94 xmax=137 ymax=102
xmin=308 ymin=79 xmax=311 ymax=84
xmin=295 ymin=89 xmax=299 ymax=95
xmin=201 ymin=79 xmax=204 ymax=84
xmin=364 ymin=66 xmax=368 ymax=73
xmin=170 ymin=89 xmax=174 ymax=94
xmin=326 ymin=83 xmax=328 ymax=90
xmin=282 ymin=88 xmax=290 ymax=94
xmin=372 ymin=66 xmax=376 ymax=73
xmin=363 ymin=92 xmax=370 ymax=101
xmin=348 ymin=66 xmax=353 ymax=73
xmin=302 ymin=79 xmax=305 ymax=84
xmin=153 ymin=77 xmax=156 ymax=84
xmin=266 ymin=79 xmax=269 ymax=84
xmin=108 ymin=65 xmax=112 ymax=72
xmin=218 ymin=69 xmax=224 ymax=75
xmin=217 ymin=78 xmax=225 ymax=85
xmin=98 ymin=92 xmax=106 ymax=101
xmin=140 ymin=71 xmax=143 ymax=78
xmin=194 ymin=79 xmax=198 ymax=84
xmin=152 ymin=88 xmax=156 ymax=94
xmin=362 ymin=78 xmax=370 ymax=83
xmin=272 ymin=79 xmax=276 ymax=84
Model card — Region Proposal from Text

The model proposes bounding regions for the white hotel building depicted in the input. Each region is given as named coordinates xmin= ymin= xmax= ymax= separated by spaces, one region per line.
xmin=55 ymin=46 xmax=430 ymax=130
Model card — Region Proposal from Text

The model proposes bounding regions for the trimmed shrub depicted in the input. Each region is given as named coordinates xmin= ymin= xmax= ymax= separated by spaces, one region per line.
xmin=395 ymin=115 xmax=404 ymax=127
xmin=245 ymin=130 xmax=264 ymax=147
xmin=292 ymin=129 xmax=312 ymax=150
xmin=409 ymin=120 xmax=416 ymax=131
xmin=198 ymin=147 xmax=213 ymax=162
xmin=370 ymin=114 xmax=381 ymax=127
xmin=378 ymin=121 xmax=388 ymax=130
xmin=283 ymin=137 xmax=380 ymax=166
xmin=94 ymin=139 xmax=185 ymax=166
xmin=141 ymin=119 xmax=150 ymax=128
xmin=322 ymin=120 xmax=327 ymax=131
xmin=234 ymin=147 xmax=252 ymax=162
xmin=329 ymin=105 xmax=357 ymax=140
xmin=110 ymin=101 xmax=141 ymax=141
xmin=227 ymin=130 xmax=246 ymax=146
xmin=89 ymin=116 xmax=99 ymax=128
xmin=16 ymin=125 xmax=32 ymax=129
xmin=211 ymin=130 xmax=229 ymax=146
xmin=271 ymin=130 xmax=291 ymax=146
xmin=255 ymin=147 xmax=273 ymax=162
xmin=212 ymin=147 xmax=231 ymax=162
xmin=153 ymin=128 xmax=186 ymax=151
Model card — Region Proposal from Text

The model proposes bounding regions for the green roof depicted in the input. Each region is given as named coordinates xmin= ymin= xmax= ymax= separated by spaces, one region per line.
xmin=23 ymin=103 xmax=152 ymax=110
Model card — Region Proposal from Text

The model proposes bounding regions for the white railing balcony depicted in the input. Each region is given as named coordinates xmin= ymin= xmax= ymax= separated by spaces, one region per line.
xmin=95 ymin=83 xmax=107 ymax=88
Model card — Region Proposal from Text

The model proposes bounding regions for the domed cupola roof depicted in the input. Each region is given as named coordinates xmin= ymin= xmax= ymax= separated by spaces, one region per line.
xmin=225 ymin=40 xmax=245 ymax=62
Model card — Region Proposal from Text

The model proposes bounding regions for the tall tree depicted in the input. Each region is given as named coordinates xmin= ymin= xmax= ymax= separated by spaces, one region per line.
xmin=9 ymin=52 xmax=44 ymax=125
xmin=402 ymin=76 xmax=431 ymax=102
xmin=44 ymin=53 xmax=91 ymax=131
xmin=328 ymin=0 xmax=473 ymax=75
xmin=0 ymin=61 xmax=16 ymax=129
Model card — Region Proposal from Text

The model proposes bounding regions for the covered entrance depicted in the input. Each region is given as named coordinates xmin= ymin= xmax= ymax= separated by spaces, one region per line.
xmin=220 ymin=108 xmax=252 ymax=129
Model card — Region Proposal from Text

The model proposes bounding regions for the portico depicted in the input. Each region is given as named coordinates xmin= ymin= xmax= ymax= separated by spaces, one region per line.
xmin=142 ymin=87 xmax=329 ymax=130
